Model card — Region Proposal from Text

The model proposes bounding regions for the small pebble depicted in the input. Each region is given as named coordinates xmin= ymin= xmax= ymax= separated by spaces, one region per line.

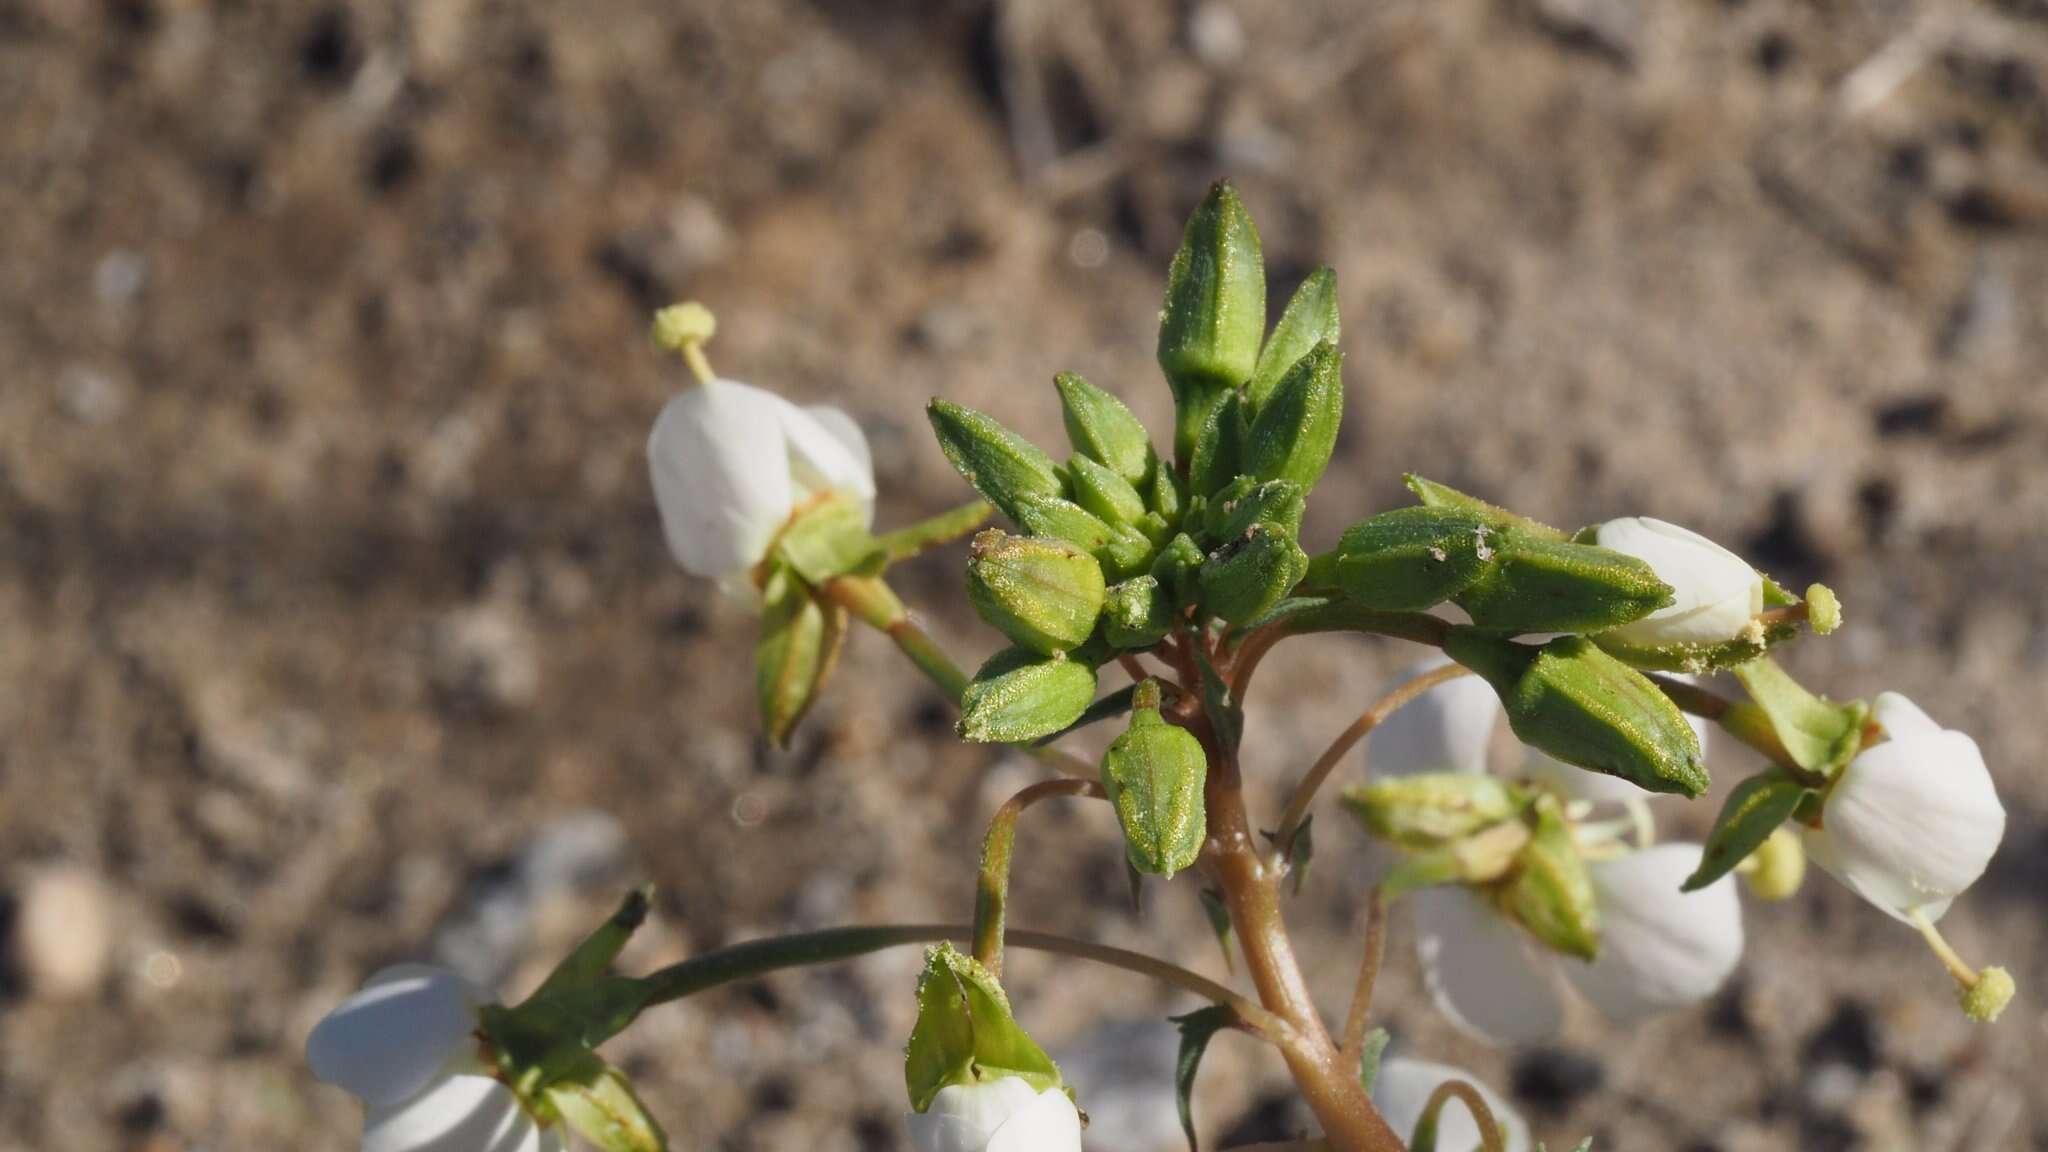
xmin=15 ymin=866 xmax=113 ymax=999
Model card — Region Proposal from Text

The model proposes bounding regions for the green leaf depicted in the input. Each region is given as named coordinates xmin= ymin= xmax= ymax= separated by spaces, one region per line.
xmin=1248 ymin=266 xmax=1340 ymax=411
xmin=1101 ymin=684 xmax=1209 ymax=878
xmin=957 ymin=648 xmax=1099 ymax=744
xmin=1171 ymin=1005 xmax=1238 ymax=1152
xmin=545 ymin=1054 xmax=668 ymax=1152
xmin=774 ymin=493 xmax=883 ymax=586
xmin=1159 ymin=183 xmax=1266 ymax=465
xmin=1685 ymin=771 xmax=1810 ymax=892
xmin=530 ymin=887 xmax=652 ymax=1002
xmin=905 ymin=943 xmax=1064 ymax=1112
xmin=756 ymin=565 xmax=846 ymax=747
xmin=1244 ymin=341 xmax=1343 ymax=495
xmin=928 ymin=400 xmax=1063 ymax=523
xmin=966 ymin=530 xmax=1107 ymax=656
xmin=1404 ymin=474 xmax=1567 ymax=541
xmin=1730 ymin=658 xmax=1867 ymax=775
xmin=1502 ymin=794 xmax=1600 ymax=961
xmin=1198 ymin=886 xmax=1236 ymax=974
xmin=1055 ymin=372 xmax=1154 ymax=483
xmin=1356 ymin=1027 xmax=1391 ymax=1095
xmin=1454 ymin=533 xmax=1672 ymax=635
xmin=1323 ymin=506 xmax=1497 ymax=611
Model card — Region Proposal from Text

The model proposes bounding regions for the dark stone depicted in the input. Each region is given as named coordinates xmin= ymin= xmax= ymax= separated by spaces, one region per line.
xmin=1511 ymin=1046 xmax=1605 ymax=1113
xmin=1802 ymin=999 xmax=1881 ymax=1073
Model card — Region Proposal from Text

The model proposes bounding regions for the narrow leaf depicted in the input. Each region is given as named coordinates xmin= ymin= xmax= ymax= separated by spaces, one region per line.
xmin=1685 ymin=771 xmax=1809 ymax=891
xmin=1171 ymin=1005 xmax=1238 ymax=1152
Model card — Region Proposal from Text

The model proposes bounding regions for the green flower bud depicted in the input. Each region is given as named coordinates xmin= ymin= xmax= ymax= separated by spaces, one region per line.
xmin=1446 ymin=631 xmax=1708 ymax=797
xmin=1151 ymin=532 xmax=1208 ymax=605
xmin=1187 ymin=387 xmax=1249 ymax=500
xmin=957 ymin=647 xmax=1098 ymax=744
xmin=1203 ymin=478 xmax=1305 ymax=543
xmin=928 ymin=400 xmax=1062 ymax=523
xmin=1342 ymin=773 xmax=1528 ymax=850
xmin=966 ymin=530 xmax=1107 ymax=656
xmin=1101 ymin=682 xmax=1209 ymax=877
xmin=1159 ymin=182 xmax=1266 ymax=465
xmin=1502 ymin=794 xmax=1600 ymax=960
xmin=1323 ymin=505 xmax=1496 ymax=610
xmin=1403 ymin=474 xmax=1567 ymax=541
xmin=1143 ymin=457 xmax=1186 ymax=525
xmin=1055 ymin=372 xmax=1153 ymax=483
xmin=1013 ymin=492 xmax=1154 ymax=580
xmin=1453 ymin=532 xmax=1673 ymax=634
xmin=1103 ymin=575 xmax=1174 ymax=649
xmin=904 ymin=943 xmax=1064 ymax=1112
xmin=1247 ymin=266 xmax=1340 ymax=411
xmin=1198 ymin=524 xmax=1309 ymax=625
xmin=1064 ymin=454 xmax=1147 ymax=529
xmin=1244 ymin=340 xmax=1343 ymax=494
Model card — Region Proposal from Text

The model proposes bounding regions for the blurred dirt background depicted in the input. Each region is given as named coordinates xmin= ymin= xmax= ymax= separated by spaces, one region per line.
xmin=4 ymin=0 xmax=2048 ymax=1148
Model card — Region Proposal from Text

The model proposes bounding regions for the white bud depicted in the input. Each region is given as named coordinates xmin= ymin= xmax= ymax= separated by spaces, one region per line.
xmin=1564 ymin=843 xmax=1744 ymax=1022
xmin=906 ymin=1077 xmax=1082 ymax=1152
xmin=1805 ymin=693 xmax=2003 ymax=924
xmin=1594 ymin=517 xmax=1764 ymax=646
xmin=647 ymin=379 xmax=875 ymax=583
xmin=1370 ymin=1057 xmax=1531 ymax=1152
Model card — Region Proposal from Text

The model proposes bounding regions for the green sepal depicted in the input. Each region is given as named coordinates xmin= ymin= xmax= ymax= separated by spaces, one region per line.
xmin=545 ymin=1053 xmax=668 ymax=1152
xmin=1502 ymin=794 xmax=1599 ymax=961
xmin=1202 ymin=478 xmax=1305 ymax=543
xmin=1101 ymin=682 xmax=1209 ymax=878
xmin=1454 ymin=533 xmax=1673 ymax=635
xmin=1404 ymin=474 xmax=1567 ymax=541
xmin=1684 ymin=770 xmax=1812 ymax=892
xmin=1342 ymin=773 xmax=1529 ymax=850
xmin=1054 ymin=372 xmax=1153 ymax=483
xmin=1065 ymin=454 xmax=1149 ymax=529
xmin=928 ymin=400 xmax=1063 ymax=523
xmin=1159 ymin=182 xmax=1266 ymax=466
xmin=773 ymin=493 xmax=884 ymax=586
xmin=1592 ymin=619 xmax=1798 ymax=674
xmin=1198 ymin=886 xmax=1236 ymax=974
xmin=1197 ymin=525 xmax=1309 ymax=626
xmin=1187 ymin=388 xmax=1249 ymax=500
xmin=1248 ymin=266 xmax=1340 ymax=411
xmin=480 ymin=976 xmax=653 ymax=1085
xmin=966 ymin=530 xmax=1107 ymax=655
xmin=905 ymin=943 xmax=1065 ymax=1113
xmin=756 ymin=564 xmax=847 ymax=747
xmin=1103 ymin=575 xmax=1175 ymax=649
xmin=1447 ymin=631 xmax=1708 ymax=796
xmin=1321 ymin=506 xmax=1495 ymax=610
xmin=1243 ymin=340 xmax=1343 ymax=495
xmin=1171 ymin=1005 xmax=1238 ymax=1152
xmin=1730 ymin=658 xmax=1868 ymax=776
xmin=531 ymin=887 xmax=652 ymax=1002
xmin=957 ymin=648 xmax=1098 ymax=744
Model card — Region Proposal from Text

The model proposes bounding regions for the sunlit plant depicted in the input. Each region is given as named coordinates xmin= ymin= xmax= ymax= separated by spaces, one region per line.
xmin=308 ymin=184 xmax=2012 ymax=1152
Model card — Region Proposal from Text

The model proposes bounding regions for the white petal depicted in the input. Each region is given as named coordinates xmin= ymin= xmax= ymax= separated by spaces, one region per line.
xmin=1565 ymin=843 xmax=1743 ymax=1024
xmin=907 ymin=1078 xmax=1044 ymax=1152
xmin=1870 ymin=691 xmax=1941 ymax=741
xmin=647 ymin=380 xmax=794 ymax=580
xmin=363 ymin=1073 xmax=555 ymax=1152
xmin=1522 ymin=748 xmax=1647 ymax=805
xmin=1369 ymin=653 xmax=1502 ymax=778
xmin=787 ymin=403 xmax=876 ymax=517
xmin=1414 ymin=887 xmax=1566 ymax=1046
xmin=985 ymin=1087 xmax=1083 ymax=1152
xmin=1596 ymin=518 xmax=1764 ymax=646
xmin=1371 ymin=1057 xmax=1532 ymax=1152
xmin=308 ymin=965 xmax=479 ymax=1109
xmin=1815 ymin=723 xmax=2003 ymax=923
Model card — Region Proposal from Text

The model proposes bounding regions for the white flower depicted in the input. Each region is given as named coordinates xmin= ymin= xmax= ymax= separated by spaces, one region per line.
xmin=307 ymin=964 xmax=562 ymax=1152
xmin=905 ymin=1077 xmax=1082 ymax=1152
xmin=1804 ymin=692 xmax=2004 ymax=924
xmin=1369 ymin=653 xmax=1503 ymax=779
xmin=1371 ymin=1056 xmax=1531 ymax=1152
xmin=647 ymin=378 xmax=875 ymax=584
xmin=1594 ymin=517 xmax=1764 ymax=647
xmin=1414 ymin=843 xmax=1743 ymax=1045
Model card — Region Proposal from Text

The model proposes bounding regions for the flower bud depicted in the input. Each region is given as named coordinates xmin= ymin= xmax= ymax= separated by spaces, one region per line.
xmin=1343 ymin=773 xmax=1527 ymax=850
xmin=1447 ymin=631 xmax=1708 ymax=797
xmin=1150 ymin=532 xmax=1208 ymax=606
xmin=1203 ymin=477 xmax=1305 ymax=542
xmin=957 ymin=648 xmax=1098 ymax=744
xmin=1186 ymin=387 xmax=1249 ymax=500
xmin=1143 ymin=457 xmax=1185 ymax=524
xmin=1804 ymin=692 xmax=2004 ymax=923
xmin=1063 ymin=454 xmax=1147 ymax=529
xmin=1159 ymin=182 xmax=1265 ymax=464
xmin=1246 ymin=265 xmax=1340 ymax=411
xmin=966 ymin=531 xmax=1107 ymax=656
xmin=1197 ymin=523 xmax=1309 ymax=625
xmin=1592 ymin=517 xmax=1765 ymax=646
xmin=1501 ymin=794 xmax=1600 ymax=961
xmin=1054 ymin=372 xmax=1152 ymax=483
xmin=1244 ymin=340 xmax=1343 ymax=495
xmin=1100 ymin=683 xmax=1209 ymax=877
xmin=1102 ymin=575 xmax=1174 ymax=649
xmin=1325 ymin=506 xmax=1496 ymax=611
xmin=1454 ymin=533 xmax=1672 ymax=635
xmin=1403 ymin=473 xmax=1566 ymax=540
xmin=928 ymin=400 xmax=1063 ymax=524
xmin=1012 ymin=493 xmax=1153 ymax=580
xmin=904 ymin=944 xmax=1068 ymax=1125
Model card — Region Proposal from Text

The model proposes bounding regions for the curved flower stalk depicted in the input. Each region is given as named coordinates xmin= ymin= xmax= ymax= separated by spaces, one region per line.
xmin=1592 ymin=517 xmax=1764 ymax=647
xmin=1369 ymin=1057 xmax=1530 ymax=1152
xmin=307 ymin=965 xmax=563 ymax=1152
xmin=907 ymin=1078 xmax=1083 ymax=1152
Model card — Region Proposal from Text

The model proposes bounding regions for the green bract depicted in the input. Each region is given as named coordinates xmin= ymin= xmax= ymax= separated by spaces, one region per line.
xmin=957 ymin=647 xmax=1098 ymax=744
xmin=965 ymin=530 xmax=1107 ymax=656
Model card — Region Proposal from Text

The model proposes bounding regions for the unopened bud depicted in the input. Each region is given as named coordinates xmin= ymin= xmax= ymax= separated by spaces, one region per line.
xmin=1203 ymin=477 xmax=1305 ymax=542
xmin=1102 ymin=576 xmax=1174 ymax=649
xmin=1324 ymin=506 xmax=1496 ymax=611
xmin=1455 ymin=533 xmax=1673 ymax=635
xmin=1342 ymin=773 xmax=1528 ymax=850
xmin=1159 ymin=182 xmax=1266 ymax=464
xmin=1064 ymin=454 xmax=1148 ymax=529
xmin=957 ymin=648 xmax=1098 ymax=744
xmin=966 ymin=531 xmax=1107 ymax=656
xmin=1101 ymin=683 xmax=1209 ymax=878
xmin=1055 ymin=372 xmax=1154 ymax=483
xmin=1502 ymin=794 xmax=1600 ymax=961
xmin=928 ymin=401 xmax=1063 ymax=524
xmin=1197 ymin=524 xmax=1308 ymax=625
xmin=1243 ymin=340 xmax=1343 ymax=495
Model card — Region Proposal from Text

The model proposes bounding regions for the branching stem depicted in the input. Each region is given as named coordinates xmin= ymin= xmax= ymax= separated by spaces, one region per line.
xmin=974 ymin=777 xmax=1107 ymax=977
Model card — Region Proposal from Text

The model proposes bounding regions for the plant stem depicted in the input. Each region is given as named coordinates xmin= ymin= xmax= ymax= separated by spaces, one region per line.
xmin=1416 ymin=1080 xmax=1507 ymax=1152
xmin=1340 ymin=888 xmax=1388 ymax=1060
xmin=633 ymin=922 xmax=1282 ymax=1034
xmin=1272 ymin=662 xmax=1471 ymax=862
xmin=974 ymin=777 xmax=1107 ymax=976
xmin=876 ymin=500 xmax=994 ymax=563
xmin=1232 ymin=604 xmax=1452 ymax=699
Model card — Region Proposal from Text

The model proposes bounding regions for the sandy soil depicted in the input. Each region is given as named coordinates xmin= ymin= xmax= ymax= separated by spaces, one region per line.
xmin=3 ymin=1 xmax=2046 ymax=1149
